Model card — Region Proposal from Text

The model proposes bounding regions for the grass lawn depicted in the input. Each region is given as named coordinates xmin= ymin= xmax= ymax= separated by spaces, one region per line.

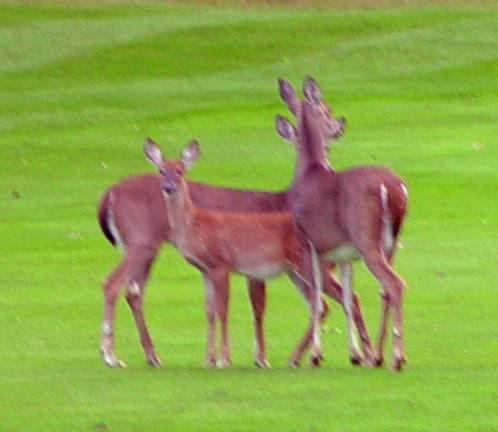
xmin=1 ymin=1 xmax=497 ymax=431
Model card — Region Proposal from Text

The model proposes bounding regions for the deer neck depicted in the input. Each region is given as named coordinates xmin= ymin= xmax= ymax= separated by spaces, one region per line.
xmin=164 ymin=180 xmax=196 ymax=246
xmin=292 ymin=101 xmax=332 ymax=184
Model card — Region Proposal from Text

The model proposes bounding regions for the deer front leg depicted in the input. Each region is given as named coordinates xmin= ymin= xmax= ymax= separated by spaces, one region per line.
xmin=339 ymin=262 xmax=363 ymax=366
xmin=321 ymin=268 xmax=375 ymax=366
xmin=309 ymin=244 xmax=323 ymax=367
xmin=286 ymin=289 xmax=329 ymax=368
xmin=247 ymin=278 xmax=270 ymax=368
xmin=201 ymin=273 xmax=217 ymax=368
xmin=288 ymin=244 xmax=324 ymax=368
xmin=212 ymin=270 xmax=230 ymax=369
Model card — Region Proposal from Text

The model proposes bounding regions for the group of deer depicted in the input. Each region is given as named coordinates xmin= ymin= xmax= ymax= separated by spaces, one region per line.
xmin=98 ymin=77 xmax=408 ymax=372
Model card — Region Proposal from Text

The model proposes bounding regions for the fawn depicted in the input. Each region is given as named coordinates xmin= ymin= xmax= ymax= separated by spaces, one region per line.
xmin=144 ymin=138 xmax=325 ymax=368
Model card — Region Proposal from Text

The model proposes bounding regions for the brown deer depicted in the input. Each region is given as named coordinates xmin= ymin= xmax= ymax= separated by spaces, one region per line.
xmin=280 ymin=77 xmax=408 ymax=371
xmin=98 ymin=85 xmax=373 ymax=369
xmin=144 ymin=138 xmax=326 ymax=368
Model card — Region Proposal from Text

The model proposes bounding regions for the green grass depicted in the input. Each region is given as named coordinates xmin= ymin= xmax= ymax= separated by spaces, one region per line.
xmin=1 ymin=1 xmax=497 ymax=431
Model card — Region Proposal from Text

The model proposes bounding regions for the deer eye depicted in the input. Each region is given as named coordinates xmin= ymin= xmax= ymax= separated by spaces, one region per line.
xmin=176 ymin=169 xmax=182 ymax=175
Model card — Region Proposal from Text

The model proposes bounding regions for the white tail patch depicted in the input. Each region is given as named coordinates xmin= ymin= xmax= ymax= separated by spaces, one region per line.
xmin=108 ymin=191 xmax=123 ymax=249
xmin=400 ymin=183 xmax=408 ymax=199
xmin=380 ymin=184 xmax=394 ymax=255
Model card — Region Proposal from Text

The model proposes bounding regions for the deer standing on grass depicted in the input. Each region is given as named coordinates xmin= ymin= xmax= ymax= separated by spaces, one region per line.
xmin=280 ymin=77 xmax=408 ymax=371
xmin=143 ymin=138 xmax=327 ymax=368
xmin=98 ymin=83 xmax=374 ymax=369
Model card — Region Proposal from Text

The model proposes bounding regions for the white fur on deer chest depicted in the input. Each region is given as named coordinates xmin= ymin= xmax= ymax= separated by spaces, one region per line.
xmin=175 ymin=235 xmax=210 ymax=271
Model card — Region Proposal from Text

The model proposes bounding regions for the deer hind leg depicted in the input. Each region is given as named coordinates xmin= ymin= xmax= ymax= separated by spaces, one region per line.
xmin=374 ymin=288 xmax=390 ymax=368
xmin=350 ymin=290 xmax=375 ymax=366
xmin=362 ymin=252 xmax=406 ymax=372
xmin=125 ymin=246 xmax=161 ymax=367
xmin=291 ymin=266 xmax=374 ymax=367
xmin=349 ymin=184 xmax=406 ymax=371
xmin=100 ymin=249 xmax=142 ymax=368
xmin=372 ymin=246 xmax=402 ymax=368
xmin=247 ymin=279 xmax=270 ymax=368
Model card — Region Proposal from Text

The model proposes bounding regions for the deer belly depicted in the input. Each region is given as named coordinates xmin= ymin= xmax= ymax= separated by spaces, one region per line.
xmin=326 ymin=244 xmax=359 ymax=262
xmin=236 ymin=262 xmax=285 ymax=280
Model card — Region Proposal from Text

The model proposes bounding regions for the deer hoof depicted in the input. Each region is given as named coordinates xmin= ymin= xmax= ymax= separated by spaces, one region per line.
xmin=362 ymin=353 xmax=377 ymax=367
xmin=373 ymin=355 xmax=384 ymax=368
xmin=391 ymin=355 xmax=407 ymax=372
xmin=288 ymin=359 xmax=300 ymax=368
xmin=204 ymin=357 xmax=217 ymax=368
xmin=217 ymin=358 xmax=231 ymax=369
xmin=310 ymin=354 xmax=323 ymax=368
xmin=100 ymin=348 xmax=127 ymax=368
xmin=146 ymin=354 xmax=163 ymax=368
xmin=350 ymin=355 xmax=363 ymax=367
xmin=254 ymin=359 xmax=271 ymax=369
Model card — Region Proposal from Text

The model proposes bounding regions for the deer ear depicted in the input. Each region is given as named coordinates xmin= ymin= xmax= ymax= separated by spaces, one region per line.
xmin=278 ymin=78 xmax=299 ymax=115
xmin=275 ymin=115 xmax=297 ymax=143
xmin=303 ymin=76 xmax=321 ymax=104
xmin=144 ymin=138 xmax=163 ymax=168
xmin=181 ymin=139 xmax=200 ymax=169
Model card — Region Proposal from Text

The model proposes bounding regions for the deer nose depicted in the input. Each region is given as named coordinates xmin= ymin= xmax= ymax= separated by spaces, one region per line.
xmin=163 ymin=182 xmax=176 ymax=194
xmin=339 ymin=116 xmax=347 ymax=125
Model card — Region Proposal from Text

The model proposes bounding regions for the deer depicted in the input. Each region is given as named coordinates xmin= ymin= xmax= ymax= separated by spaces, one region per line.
xmin=278 ymin=77 xmax=409 ymax=371
xmin=143 ymin=137 xmax=329 ymax=368
xmin=98 ymin=84 xmax=374 ymax=369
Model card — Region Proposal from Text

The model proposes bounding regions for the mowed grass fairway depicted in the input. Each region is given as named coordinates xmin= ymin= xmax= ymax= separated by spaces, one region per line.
xmin=1 ymin=1 xmax=497 ymax=431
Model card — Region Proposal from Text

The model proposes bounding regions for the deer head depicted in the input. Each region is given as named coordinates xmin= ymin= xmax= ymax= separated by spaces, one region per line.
xmin=277 ymin=76 xmax=346 ymax=144
xmin=144 ymin=137 xmax=200 ymax=195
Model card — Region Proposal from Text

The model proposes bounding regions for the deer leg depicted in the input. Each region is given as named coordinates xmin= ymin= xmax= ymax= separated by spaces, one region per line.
xmin=375 ymin=247 xmax=404 ymax=369
xmin=339 ymin=262 xmax=363 ymax=366
xmin=323 ymin=269 xmax=374 ymax=364
xmin=212 ymin=271 xmax=230 ymax=369
xmin=362 ymin=253 xmax=406 ymax=372
xmin=125 ymin=246 xmax=162 ymax=367
xmin=349 ymin=188 xmax=406 ymax=370
xmin=374 ymin=289 xmax=390 ymax=367
xmin=289 ymin=267 xmax=374 ymax=366
xmin=247 ymin=279 xmax=270 ymax=368
xmin=201 ymin=273 xmax=217 ymax=368
xmin=309 ymin=244 xmax=324 ymax=367
xmin=351 ymin=292 xmax=375 ymax=366
xmin=288 ymin=244 xmax=324 ymax=368
xmin=100 ymin=249 xmax=140 ymax=368
xmin=286 ymin=274 xmax=329 ymax=368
